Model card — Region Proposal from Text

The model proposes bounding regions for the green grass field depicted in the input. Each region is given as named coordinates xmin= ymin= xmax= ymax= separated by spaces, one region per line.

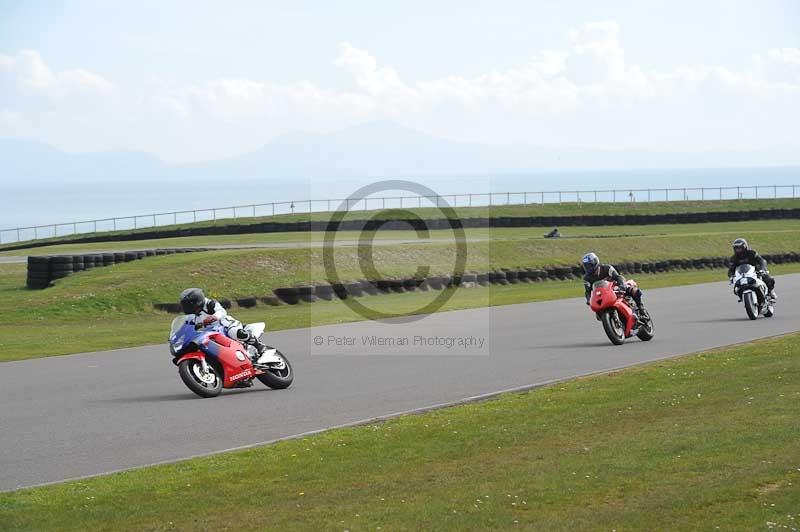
xmin=3 ymin=197 xmax=798 ymax=251
xmin=2 ymin=333 xmax=798 ymax=531
xmin=1 ymin=218 xmax=799 ymax=361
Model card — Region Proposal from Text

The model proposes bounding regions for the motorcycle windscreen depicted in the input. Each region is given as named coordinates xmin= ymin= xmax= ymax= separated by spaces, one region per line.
xmin=592 ymin=280 xmax=610 ymax=289
xmin=169 ymin=315 xmax=192 ymax=340
xmin=736 ymin=264 xmax=755 ymax=276
xmin=169 ymin=315 xmax=201 ymax=354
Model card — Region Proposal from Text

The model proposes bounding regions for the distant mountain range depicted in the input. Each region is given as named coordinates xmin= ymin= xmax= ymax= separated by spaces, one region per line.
xmin=2 ymin=121 xmax=800 ymax=181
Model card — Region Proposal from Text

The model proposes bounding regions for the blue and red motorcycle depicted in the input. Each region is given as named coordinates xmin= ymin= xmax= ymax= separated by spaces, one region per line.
xmin=168 ymin=316 xmax=293 ymax=398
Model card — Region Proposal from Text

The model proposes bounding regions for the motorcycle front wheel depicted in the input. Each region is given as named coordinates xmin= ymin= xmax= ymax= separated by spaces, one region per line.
xmin=179 ymin=359 xmax=223 ymax=398
xmin=600 ymin=310 xmax=625 ymax=345
xmin=743 ymin=291 xmax=759 ymax=320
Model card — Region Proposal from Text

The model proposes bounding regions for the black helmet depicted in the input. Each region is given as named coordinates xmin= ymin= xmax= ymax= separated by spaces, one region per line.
xmin=582 ymin=252 xmax=600 ymax=274
xmin=180 ymin=287 xmax=205 ymax=314
xmin=733 ymin=238 xmax=748 ymax=258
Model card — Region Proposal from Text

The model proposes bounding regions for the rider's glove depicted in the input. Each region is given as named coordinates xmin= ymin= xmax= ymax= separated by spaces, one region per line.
xmin=202 ymin=315 xmax=218 ymax=326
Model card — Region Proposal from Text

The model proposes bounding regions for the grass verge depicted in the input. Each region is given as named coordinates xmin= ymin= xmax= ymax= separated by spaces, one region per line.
xmin=2 ymin=333 xmax=798 ymax=531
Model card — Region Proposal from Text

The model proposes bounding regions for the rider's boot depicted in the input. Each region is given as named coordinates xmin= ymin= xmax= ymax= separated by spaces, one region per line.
xmin=244 ymin=335 xmax=267 ymax=362
xmin=252 ymin=338 xmax=267 ymax=356
xmin=633 ymin=296 xmax=648 ymax=324
xmin=768 ymin=289 xmax=777 ymax=302
xmin=235 ymin=328 xmax=265 ymax=360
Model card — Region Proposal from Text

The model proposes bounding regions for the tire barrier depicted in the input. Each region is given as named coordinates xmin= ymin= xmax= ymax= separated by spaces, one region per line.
xmin=6 ymin=207 xmax=800 ymax=253
xmin=259 ymin=295 xmax=282 ymax=306
xmin=25 ymin=248 xmax=210 ymax=289
xmin=235 ymin=296 xmax=258 ymax=308
xmin=315 ymin=284 xmax=335 ymax=301
xmin=297 ymin=285 xmax=317 ymax=303
xmin=26 ymin=256 xmax=51 ymax=290
xmin=273 ymin=287 xmax=300 ymax=305
xmin=151 ymin=251 xmax=800 ymax=313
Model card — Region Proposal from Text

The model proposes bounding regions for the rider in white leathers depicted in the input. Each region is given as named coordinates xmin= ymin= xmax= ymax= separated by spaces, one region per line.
xmin=179 ymin=288 xmax=266 ymax=356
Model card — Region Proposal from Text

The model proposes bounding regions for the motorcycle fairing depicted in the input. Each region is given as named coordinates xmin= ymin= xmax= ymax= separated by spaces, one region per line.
xmin=590 ymin=280 xmax=637 ymax=338
xmin=169 ymin=315 xmax=261 ymax=388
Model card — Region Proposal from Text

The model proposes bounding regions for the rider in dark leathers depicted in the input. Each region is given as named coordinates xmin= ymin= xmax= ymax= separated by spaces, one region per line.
xmin=582 ymin=252 xmax=646 ymax=315
xmin=727 ymin=238 xmax=776 ymax=300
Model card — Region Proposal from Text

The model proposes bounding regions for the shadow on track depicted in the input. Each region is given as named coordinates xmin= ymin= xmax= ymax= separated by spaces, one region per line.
xmin=537 ymin=341 xmax=616 ymax=350
xmin=689 ymin=317 xmax=746 ymax=324
xmin=97 ymin=388 xmax=279 ymax=404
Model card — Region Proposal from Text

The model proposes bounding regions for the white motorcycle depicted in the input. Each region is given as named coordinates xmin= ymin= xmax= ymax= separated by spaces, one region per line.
xmin=731 ymin=264 xmax=774 ymax=320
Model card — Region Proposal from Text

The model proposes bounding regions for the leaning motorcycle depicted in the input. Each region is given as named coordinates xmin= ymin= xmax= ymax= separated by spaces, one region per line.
xmin=588 ymin=280 xmax=654 ymax=345
xmin=168 ymin=316 xmax=293 ymax=398
xmin=731 ymin=264 xmax=774 ymax=320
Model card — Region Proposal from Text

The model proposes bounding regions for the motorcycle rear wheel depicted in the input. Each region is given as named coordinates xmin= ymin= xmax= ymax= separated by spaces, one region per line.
xmin=256 ymin=348 xmax=294 ymax=389
xmin=179 ymin=359 xmax=222 ymax=398
xmin=601 ymin=310 xmax=625 ymax=345
xmin=636 ymin=314 xmax=655 ymax=341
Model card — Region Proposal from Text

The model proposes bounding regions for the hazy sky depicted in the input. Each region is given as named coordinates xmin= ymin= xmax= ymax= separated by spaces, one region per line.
xmin=1 ymin=0 xmax=798 ymax=162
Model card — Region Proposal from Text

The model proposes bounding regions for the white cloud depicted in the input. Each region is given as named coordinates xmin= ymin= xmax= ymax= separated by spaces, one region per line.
xmin=1 ymin=22 xmax=799 ymax=160
xmin=754 ymin=47 xmax=800 ymax=84
xmin=0 ymin=50 xmax=114 ymax=97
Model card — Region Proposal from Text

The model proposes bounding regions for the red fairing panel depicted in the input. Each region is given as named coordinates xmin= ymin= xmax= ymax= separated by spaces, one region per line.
xmin=614 ymin=299 xmax=636 ymax=337
xmin=201 ymin=333 xmax=255 ymax=388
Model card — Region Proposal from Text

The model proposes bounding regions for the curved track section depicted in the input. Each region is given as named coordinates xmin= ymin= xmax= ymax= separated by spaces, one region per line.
xmin=1 ymin=275 xmax=798 ymax=491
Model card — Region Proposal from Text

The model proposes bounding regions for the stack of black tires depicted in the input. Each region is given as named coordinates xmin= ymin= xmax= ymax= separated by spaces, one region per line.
xmin=26 ymin=257 xmax=51 ymax=289
xmin=49 ymin=256 xmax=75 ymax=282
xmin=27 ymin=256 xmax=76 ymax=289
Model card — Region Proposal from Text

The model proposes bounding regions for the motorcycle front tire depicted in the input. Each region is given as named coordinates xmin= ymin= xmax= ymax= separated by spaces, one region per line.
xmin=600 ymin=310 xmax=625 ymax=345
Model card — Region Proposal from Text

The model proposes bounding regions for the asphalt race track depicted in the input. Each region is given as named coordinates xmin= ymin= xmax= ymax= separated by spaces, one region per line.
xmin=1 ymin=274 xmax=798 ymax=491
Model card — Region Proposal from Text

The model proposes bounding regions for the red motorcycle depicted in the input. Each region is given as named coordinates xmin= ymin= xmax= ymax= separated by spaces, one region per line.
xmin=588 ymin=279 xmax=654 ymax=345
xmin=169 ymin=317 xmax=293 ymax=398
